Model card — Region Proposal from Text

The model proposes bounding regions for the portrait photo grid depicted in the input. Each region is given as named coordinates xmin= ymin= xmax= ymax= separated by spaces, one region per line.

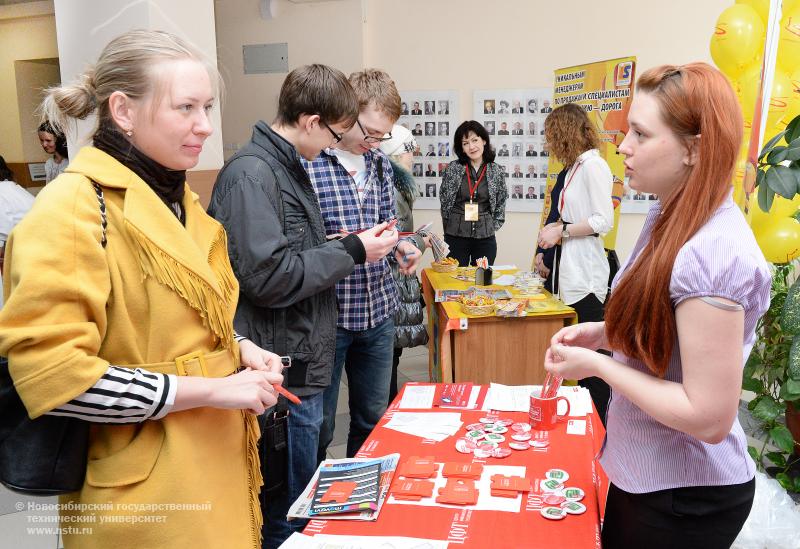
xmin=398 ymin=90 xmax=459 ymax=209
xmin=474 ymin=88 xmax=553 ymax=213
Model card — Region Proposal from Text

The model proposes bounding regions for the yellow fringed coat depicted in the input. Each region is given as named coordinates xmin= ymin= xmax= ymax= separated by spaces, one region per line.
xmin=0 ymin=147 xmax=262 ymax=549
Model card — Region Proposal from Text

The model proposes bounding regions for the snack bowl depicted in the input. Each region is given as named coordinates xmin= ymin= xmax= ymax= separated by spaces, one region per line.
xmin=432 ymin=257 xmax=459 ymax=273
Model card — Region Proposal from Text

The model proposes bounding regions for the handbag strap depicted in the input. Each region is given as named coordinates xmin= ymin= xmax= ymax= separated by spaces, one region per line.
xmin=91 ymin=182 xmax=107 ymax=248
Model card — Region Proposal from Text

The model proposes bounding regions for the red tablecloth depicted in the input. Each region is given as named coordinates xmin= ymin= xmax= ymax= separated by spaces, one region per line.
xmin=304 ymin=383 xmax=607 ymax=548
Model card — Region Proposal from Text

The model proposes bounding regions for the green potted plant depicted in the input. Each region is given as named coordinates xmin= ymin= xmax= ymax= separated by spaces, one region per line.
xmin=744 ymin=114 xmax=800 ymax=493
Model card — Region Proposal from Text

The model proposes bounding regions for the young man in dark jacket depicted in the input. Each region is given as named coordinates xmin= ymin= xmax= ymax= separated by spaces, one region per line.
xmin=207 ymin=64 xmax=398 ymax=549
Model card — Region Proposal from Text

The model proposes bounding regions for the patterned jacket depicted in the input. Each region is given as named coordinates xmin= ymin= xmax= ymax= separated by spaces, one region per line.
xmin=439 ymin=160 xmax=507 ymax=232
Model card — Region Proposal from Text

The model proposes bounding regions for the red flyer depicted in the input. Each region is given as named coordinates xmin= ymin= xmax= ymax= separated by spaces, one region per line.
xmin=434 ymin=383 xmax=473 ymax=408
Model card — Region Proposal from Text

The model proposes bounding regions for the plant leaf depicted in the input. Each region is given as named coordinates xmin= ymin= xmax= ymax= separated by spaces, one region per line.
xmin=753 ymin=396 xmax=784 ymax=422
xmin=780 ymin=378 xmax=800 ymax=401
xmin=789 ymin=337 xmax=800 ymax=380
xmin=761 ymin=128 xmax=789 ymax=159
xmin=742 ymin=377 xmax=764 ymax=393
xmin=782 ymin=280 xmax=800 ymax=335
xmin=786 ymin=115 xmax=800 ymax=144
xmin=793 ymin=476 xmax=800 ymax=493
xmin=770 ymin=423 xmax=796 ymax=454
xmin=786 ymin=136 xmax=800 ymax=162
xmin=765 ymin=451 xmax=787 ymax=468
xmin=758 ymin=173 xmax=775 ymax=212
xmin=748 ymin=395 xmax=762 ymax=411
xmin=765 ymin=165 xmax=798 ymax=199
xmin=747 ymin=445 xmax=760 ymax=465
xmin=768 ymin=146 xmax=789 ymax=164
xmin=777 ymin=472 xmax=792 ymax=490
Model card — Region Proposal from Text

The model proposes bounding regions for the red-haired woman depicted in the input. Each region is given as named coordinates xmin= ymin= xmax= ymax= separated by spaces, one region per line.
xmin=544 ymin=63 xmax=770 ymax=548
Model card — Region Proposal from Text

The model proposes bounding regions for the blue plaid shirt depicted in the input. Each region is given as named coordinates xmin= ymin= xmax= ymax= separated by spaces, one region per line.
xmin=302 ymin=149 xmax=399 ymax=331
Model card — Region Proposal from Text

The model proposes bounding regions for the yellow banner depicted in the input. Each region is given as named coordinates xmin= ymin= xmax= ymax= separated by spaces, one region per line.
xmin=539 ymin=56 xmax=637 ymax=251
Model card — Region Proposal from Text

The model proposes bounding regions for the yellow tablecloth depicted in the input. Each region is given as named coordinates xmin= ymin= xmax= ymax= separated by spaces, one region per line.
xmin=426 ymin=268 xmax=574 ymax=319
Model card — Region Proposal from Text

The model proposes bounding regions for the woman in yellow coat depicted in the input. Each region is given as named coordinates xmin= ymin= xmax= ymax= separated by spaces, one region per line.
xmin=0 ymin=30 xmax=283 ymax=548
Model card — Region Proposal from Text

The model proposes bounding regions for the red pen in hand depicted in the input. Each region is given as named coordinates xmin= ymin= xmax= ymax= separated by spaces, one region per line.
xmin=375 ymin=218 xmax=398 ymax=237
xmin=273 ymin=384 xmax=301 ymax=405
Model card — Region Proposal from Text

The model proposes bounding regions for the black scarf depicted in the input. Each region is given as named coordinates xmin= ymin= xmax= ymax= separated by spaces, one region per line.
xmin=93 ymin=125 xmax=186 ymax=221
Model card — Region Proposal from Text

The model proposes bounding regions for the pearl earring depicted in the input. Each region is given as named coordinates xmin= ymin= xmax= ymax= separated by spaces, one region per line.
xmin=125 ymin=128 xmax=133 ymax=137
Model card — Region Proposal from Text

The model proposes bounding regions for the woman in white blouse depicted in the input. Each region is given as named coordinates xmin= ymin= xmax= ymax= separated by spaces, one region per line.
xmin=536 ymin=103 xmax=614 ymax=422
xmin=38 ymin=121 xmax=69 ymax=183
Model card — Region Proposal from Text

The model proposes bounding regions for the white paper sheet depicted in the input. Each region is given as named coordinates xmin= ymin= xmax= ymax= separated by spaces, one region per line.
xmin=490 ymin=264 xmax=517 ymax=271
xmin=559 ymin=385 xmax=594 ymax=417
xmin=383 ymin=412 xmax=463 ymax=442
xmin=279 ymin=533 xmax=449 ymax=549
xmin=397 ymin=385 xmax=436 ymax=409
xmin=481 ymin=383 xmax=536 ymax=412
xmin=490 ymin=274 xmax=517 ymax=286
xmin=388 ymin=464 xmax=526 ymax=513
xmin=566 ymin=419 xmax=587 ymax=435
xmin=482 ymin=384 xmax=594 ymax=417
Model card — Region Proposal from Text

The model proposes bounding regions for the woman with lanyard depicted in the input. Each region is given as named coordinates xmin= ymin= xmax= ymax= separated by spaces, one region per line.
xmin=543 ymin=63 xmax=769 ymax=549
xmin=536 ymin=103 xmax=613 ymax=424
xmin=439 ymin=120 xmax=507 ymax=266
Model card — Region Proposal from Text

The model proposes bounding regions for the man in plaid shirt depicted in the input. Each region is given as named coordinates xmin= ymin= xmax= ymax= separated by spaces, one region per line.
xmin=305 ymin=69 xmax=421 ymax=460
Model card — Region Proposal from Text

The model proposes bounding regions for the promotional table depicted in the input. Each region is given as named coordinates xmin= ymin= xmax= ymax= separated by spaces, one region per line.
xmin=303 ymin=383 xmax=606 ymax=549
xmin=421 ymin=268 xmax=577 ymax=386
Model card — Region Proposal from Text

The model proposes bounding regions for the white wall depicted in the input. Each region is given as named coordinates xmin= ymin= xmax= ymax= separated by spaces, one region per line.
xmin=215 ymin=0 xmax=732 ymax=265
xmin=53 ymin=0 xmax=223 ymax=170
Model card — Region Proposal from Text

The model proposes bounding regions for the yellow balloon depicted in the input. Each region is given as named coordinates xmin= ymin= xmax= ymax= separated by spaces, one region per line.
xmin=751 ymin=194 xmax=800 ymax=229
xmin=711 ymin=5 xmax=765 ymax=76
xmin=740 ymin=69 xmax=794 ymax=127
xmin=738 ymin=64 xmax=762 ymax=122
xmin=778 ymin=7 xmax=800 ymax=73
xmin=737 ymin=0 xmax=770 ymax=24
xmin=754 ymin=217 xmax=800 ymax=263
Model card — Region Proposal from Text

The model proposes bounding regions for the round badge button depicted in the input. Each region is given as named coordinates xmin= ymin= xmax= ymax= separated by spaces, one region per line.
xmin=455 ymin=438 xmax=478 ymax=454
xmin=482 ymin=423 xmax=497 ymax=432
xmin=540 ymin=507 xmax=567 ymax=520
xmin=509 ymin=441 xmax=530 ymax=451
xmin=511 ymin=433 xmax=531 ymax=442
xmin=529 ymin=439 xmax=550 ymax=448
xmin=511 ymin=422 xmax=531 ymax=433
xmin=546 ymin=469 xmax=570 ymax=482
xmin=484 ymin=433 xmax=506 ymax=443
xmin=543 ymin=493 xmax=566 ymax=506
xmin=476 ymin=439 xmax=499 ymax=448
xmin=487 ymin=425 xmax=508 ymax=434
xmin=473 ymin=447 xmax=493 ymax=459
xmin=561 ymin=501 xmax=587 ymax=515
xmin=479 ymin=417 xmax=497 ymax=424
xmin=541 ymin=479 xmax=564 ymax=492
xmin=563 ymin=487 xmax=585 ymax=501
xmin=466 ymin=422 xmax=485 ymax=431
xmin=495 ymin=419 xmax=514 ymax=427
xmin=491 ymin=447 xmax=512 ymax=459
xmin=465 ymin=430 xmax=485 ymax=441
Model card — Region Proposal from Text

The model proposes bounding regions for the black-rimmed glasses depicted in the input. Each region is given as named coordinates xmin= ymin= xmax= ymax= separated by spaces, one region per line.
xmin=321 ymin=121 xmax=343 ymax=144
xmin=357 ymin=119 xmax=392 ymax=143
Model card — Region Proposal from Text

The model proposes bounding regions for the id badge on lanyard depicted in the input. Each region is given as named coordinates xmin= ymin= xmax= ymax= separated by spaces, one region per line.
xmin=465 ymin=164 xmax=487 ymax=222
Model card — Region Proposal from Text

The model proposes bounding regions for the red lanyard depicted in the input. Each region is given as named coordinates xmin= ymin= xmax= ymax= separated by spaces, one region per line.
xmin=558 ymin=161 xmax=583 ymax=212
xmin=465 ymin=164 xmax=488 ymax=202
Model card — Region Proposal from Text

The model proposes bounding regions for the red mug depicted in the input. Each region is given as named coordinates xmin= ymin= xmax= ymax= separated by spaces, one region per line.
xmin=529 ymin=388 xmax=570 ymax=430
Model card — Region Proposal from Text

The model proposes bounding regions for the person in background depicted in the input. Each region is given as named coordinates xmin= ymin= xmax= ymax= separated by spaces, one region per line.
xmin=305 ymin=69 xmax=421 ymax=461
xmin=439 ymin=120 xmax=507 ymax=266
xmin=38 ymin=121 xmax=69 ymax=183
xmin=379 ymin=126 xmax=430 ymax=405
xmin=544 ymin=63 xmax=769 ymax=549
xmin=0 ymin=30 xmax=284 ymax=549
xmin=0 ymin=156 xmax=35 ymax=307
xmin=208 ymin=64 xmax=397 ymax=549
xmin=536 ymin=103 xmax=614 ymax=423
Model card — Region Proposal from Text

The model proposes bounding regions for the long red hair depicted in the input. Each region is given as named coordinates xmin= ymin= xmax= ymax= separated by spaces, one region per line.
xmin=604 ymin=63 xmax=743 ymax=377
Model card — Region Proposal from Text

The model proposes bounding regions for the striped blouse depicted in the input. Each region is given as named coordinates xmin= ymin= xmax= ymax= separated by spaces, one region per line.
xmin=600 ymin=196 xmax=771 ymax=493
xmin=46 ymin=334 xmax=248 ymax=423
